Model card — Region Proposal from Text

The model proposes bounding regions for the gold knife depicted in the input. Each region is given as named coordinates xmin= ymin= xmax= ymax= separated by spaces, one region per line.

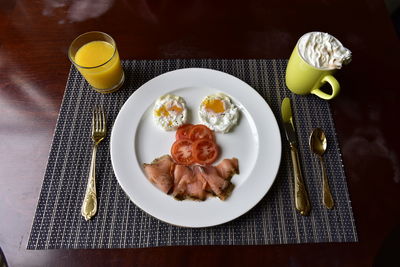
xmin=281 ymin=97 xmax=311 ymax=215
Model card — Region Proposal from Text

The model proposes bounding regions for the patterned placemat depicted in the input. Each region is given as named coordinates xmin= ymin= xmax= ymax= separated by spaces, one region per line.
xmin=27 ymin=59 xmax=357 ymax=249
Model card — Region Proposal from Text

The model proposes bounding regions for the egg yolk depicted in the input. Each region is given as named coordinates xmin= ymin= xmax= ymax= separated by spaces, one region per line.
xmin=155 ymin=105 xmax=169 ymax=117
xmin=203 ymin=99 xmax=225 ymax=113
xmin=169 ymin=105 xmax=183 ymax=114
xmin=155 ymin=104 xmax=183 ymax=117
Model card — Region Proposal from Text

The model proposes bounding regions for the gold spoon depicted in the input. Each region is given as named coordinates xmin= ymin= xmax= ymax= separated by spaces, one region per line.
xmin=309 ymin=128 xmax=334 ymax=209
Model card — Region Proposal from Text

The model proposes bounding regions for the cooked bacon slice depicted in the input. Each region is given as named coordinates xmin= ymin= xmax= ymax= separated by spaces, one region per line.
xmin=216 ymin=158 xmax=239 ymax=180
xmin=195 ymin=165 xmax=234 ymax=200
xmin=143 ymin=155 xmax=174 ymax=194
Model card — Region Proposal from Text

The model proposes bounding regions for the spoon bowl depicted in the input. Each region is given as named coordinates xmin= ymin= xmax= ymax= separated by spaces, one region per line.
xmin=310 ymin=128 xmax=327 ymax=156
xmin=309 ymin=128 xmax=334 ymax=209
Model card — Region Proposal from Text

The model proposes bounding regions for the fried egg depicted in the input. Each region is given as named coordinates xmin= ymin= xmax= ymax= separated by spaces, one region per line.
xmin=198 ymin=93 xmax=239 ymax=133
xmin=153 ymin=94 xmax=187 ymax=131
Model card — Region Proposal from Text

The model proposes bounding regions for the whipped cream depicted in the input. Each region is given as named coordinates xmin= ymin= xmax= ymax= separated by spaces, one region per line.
xmin=298 ymin=32 xmax=352 ymax=69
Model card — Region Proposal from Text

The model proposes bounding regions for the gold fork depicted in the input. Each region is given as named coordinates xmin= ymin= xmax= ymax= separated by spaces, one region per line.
xmin=81 ymin=106 xmax=106 ymax=221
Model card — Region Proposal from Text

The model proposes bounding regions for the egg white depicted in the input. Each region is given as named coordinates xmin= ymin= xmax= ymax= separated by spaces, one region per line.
xmin=153 ymin=94 xmax=187 ymax=131
xmin=198 ymin=93 xmax=239 ymax=133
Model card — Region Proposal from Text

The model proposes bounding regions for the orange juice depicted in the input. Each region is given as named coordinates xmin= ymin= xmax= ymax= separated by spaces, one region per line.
xmin=74 ymin=40 xmax=124 ymax=91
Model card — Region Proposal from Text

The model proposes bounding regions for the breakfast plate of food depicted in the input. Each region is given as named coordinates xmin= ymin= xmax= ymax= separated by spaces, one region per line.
xmin=110 ymin=68 xmax=281 ymax=227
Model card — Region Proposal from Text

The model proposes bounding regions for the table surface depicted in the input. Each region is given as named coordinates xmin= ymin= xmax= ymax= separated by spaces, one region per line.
xmin=1 ymin=0 xmax=399 ymax=266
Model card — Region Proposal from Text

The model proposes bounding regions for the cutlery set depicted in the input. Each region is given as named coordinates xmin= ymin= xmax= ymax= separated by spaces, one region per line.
xmin=281 ymin=97 xmax=334 ymax=216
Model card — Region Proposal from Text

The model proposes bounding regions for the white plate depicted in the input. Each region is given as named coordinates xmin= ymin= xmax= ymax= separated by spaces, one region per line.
xmin=110 ymin=68 xmax=282 ymax=228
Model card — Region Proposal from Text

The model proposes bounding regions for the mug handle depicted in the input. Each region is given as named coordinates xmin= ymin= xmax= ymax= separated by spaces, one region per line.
xmin=311 ymin=75 xmax=340 ymax=100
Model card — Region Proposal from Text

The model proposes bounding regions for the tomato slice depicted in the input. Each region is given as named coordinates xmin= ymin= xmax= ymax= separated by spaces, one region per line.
xmin=188 ymin=124 xmax=214 ymax=141
xmin=175 ymin=124 xmax=193 ymax=140
xmin=192 ymin=138 xmax=219 ymax=165
xmin=171 ymin=139 xmax=194 ymax=165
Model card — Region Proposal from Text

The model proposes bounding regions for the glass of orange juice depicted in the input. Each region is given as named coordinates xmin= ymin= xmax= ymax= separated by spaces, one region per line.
xmin=68 ymin=31 xmax=125 ymax=93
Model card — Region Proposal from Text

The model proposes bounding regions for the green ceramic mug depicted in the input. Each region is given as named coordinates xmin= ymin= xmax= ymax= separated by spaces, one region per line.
xmin=285 ymin=43 xmax=340 ymax=100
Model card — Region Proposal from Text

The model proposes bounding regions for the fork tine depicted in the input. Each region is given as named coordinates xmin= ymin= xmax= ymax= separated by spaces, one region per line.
xmin=100 ymin=107 xmax=106 ymax=132
xmin=92 ymin=105 xmax=106 ymax=138
xmin=92 ymin=107 xmax=96 ymax=134
xmin=96 ymin=106 xmax=100 ymax=132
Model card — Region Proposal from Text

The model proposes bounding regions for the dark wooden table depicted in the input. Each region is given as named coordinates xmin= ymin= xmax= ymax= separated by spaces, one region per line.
xmin=1 ymin=0 xmax=400 ymax=266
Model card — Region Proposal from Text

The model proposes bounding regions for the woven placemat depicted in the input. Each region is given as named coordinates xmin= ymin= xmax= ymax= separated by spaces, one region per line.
xmin=27 ymin=59 xmax=357 ymax=249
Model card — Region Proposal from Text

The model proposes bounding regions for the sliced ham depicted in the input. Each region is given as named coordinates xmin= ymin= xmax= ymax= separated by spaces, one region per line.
xmin=143 ymin=156 xmax=238 ymax=201
xmin=143 ymin=155 xmax=174 ymax=194
xmin=216 ymin=158 xmax=239 ymax=180
xmin=172 ymin=165 xmax=191 ymax=199
xmin=173 ymin=165 xmax=208 ymax=200
xmin=185 ymin=170 xmax=208 ymax=200
xmin=195 ymin=165 xmax=234 ymax=200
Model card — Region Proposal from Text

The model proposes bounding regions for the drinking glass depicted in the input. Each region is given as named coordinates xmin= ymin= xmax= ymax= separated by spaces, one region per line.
xmin=68 ymin=31 xmax=125 ymax=93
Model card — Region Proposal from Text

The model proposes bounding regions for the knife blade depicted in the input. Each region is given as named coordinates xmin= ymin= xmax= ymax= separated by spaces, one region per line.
xmin=281 ymin=98 xmax=297 ymax=146
xmin=281 ymin=97 xmax=311 ymax=215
